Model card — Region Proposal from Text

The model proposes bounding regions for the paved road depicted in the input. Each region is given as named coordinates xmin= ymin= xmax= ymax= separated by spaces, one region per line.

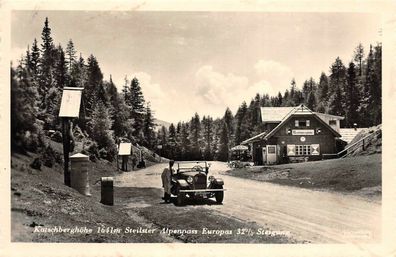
xmin=116 ymin=161 xmax=381 ymax=243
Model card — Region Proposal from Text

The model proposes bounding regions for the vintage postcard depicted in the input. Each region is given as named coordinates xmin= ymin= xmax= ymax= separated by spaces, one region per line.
xmin=1 ymin=0 xmax=395 ymax=256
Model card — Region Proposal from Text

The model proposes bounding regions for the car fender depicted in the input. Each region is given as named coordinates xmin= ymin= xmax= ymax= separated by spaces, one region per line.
xmin=213 ymin=178 xmax=224 ymax=186
xmin=177 ymin=179 xmax=189 ymax=188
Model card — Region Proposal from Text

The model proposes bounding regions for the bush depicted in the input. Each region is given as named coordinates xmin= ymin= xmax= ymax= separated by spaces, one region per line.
xmin=98 ymin=148 xmax=108 ymax=159
xmin=73 ymin=125 xmax=86 ymax=142
xmin=50 ymin=130 xmax=63 ymax=143
xmin=30 ymin=158 xmax=42 ymax=170
xmin=40 ymin=144 xmax=62 ymax=168
xmin=83 ymin=140 xmax=99 ymax=162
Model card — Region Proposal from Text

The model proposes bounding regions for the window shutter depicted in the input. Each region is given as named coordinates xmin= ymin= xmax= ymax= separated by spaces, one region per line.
xmin=295 ymin=120 xmax=299 ymax=127
xmin=311 ymin=144 xmax=320 ymax=155
xmin=287 ymin=145 xmax=296 ymax=156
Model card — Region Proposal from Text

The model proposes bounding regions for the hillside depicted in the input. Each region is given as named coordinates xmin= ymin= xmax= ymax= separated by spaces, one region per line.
xmin=11 ymin=151 xmax=167 ymax=242
xmin=345 ymin=125 xmax=382 ymax=157
xmin=227 ymin=154 xmax=381 ymax=201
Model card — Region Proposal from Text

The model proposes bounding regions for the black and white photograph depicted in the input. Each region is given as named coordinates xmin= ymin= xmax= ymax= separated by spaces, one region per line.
xmin=1 ymin=0 xmax=396 ymax=256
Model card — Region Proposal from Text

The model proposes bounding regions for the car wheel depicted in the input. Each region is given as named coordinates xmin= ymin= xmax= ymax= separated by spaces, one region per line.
xmin=215 ymin=185 xmax=224 ymax=204
xmin=176 ymin=186 xmax=186 ymax=206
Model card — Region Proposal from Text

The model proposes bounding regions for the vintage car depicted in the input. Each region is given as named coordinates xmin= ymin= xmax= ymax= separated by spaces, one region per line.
xmin=170 ymin=161 xmax=225 ymax=206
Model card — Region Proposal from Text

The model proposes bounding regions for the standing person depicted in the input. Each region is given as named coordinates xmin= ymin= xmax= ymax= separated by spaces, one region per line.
xmin=132 ymin=155 xmax=137 ymax=170
xmin=161 ymin=160 xmax=175 ymax=203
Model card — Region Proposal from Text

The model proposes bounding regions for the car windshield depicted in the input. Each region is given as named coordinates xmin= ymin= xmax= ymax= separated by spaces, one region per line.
xmin=176 ymin=161 xmax=207 ymax=173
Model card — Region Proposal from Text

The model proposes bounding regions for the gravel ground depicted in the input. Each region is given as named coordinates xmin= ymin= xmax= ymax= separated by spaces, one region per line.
xmin=117 ymin=161 xmax=381 ymax=243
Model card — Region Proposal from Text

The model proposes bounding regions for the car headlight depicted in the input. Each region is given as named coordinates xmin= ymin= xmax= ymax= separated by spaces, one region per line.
xmin=209 ymin=176 xmax=215 ymax=182
xmin=187 ymin=176 xmax=193 ymax=183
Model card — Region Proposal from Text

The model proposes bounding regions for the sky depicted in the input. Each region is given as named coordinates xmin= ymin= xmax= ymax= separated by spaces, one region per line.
xmin=11 ymin=11 xmax=381 ymax=123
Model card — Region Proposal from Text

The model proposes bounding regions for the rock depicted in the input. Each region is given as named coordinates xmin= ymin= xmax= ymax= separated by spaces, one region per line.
xmin=29 ymin=221 xmax=42 ymax=227
xmin=30 ymin=158 xmax=42 ymax=170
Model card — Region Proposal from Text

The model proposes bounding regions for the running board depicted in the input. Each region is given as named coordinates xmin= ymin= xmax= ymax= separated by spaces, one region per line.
xmin=179 ymin=189 xmax=226 ymax=192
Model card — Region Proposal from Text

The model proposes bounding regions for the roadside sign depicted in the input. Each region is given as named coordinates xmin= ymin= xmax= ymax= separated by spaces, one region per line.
xmin=119 ymin=143 xmax=132 ymax=156
xmin=59 ymin=87 xmax=83 ymax=118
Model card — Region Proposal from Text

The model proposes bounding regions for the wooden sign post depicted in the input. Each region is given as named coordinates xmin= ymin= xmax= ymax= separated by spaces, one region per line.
xmin=59 ymin=87 xmax=83 ymax=186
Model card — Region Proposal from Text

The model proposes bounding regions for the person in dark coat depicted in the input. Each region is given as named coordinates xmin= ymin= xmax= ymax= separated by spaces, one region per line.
xmin=161 ymin=160 xmax=175 ymax=203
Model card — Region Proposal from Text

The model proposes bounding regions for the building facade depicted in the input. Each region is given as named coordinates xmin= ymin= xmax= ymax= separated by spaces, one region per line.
xmin=242 ymin=105 xmax=344 ymax=165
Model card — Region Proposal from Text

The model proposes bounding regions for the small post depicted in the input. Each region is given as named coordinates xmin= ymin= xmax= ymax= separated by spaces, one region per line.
xmin=62 ymin=118 xmax=71 ymax=186
xmin=101 ymin=177 xmax=114 ymax=205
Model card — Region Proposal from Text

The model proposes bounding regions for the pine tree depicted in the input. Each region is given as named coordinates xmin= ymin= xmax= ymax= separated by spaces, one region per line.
xmin=217 ymin=122 xmax=229 ymax=162
xmin=234 ymin=101 xmax=248 ymax=145
xmin=223 ymin=107 xmax=234 ymax=134
xmin=329 ymin=57 xmax=347 ymax=98
xmin=53 ymin=45 xmax=67 ymax=89
xmin=202 ymin=116 xmax=214 ymax=160
xmin=84 ymin=54 xmax=103 ymax=118
xmin=90 ymin=103 xmax=116 ymax=161
xmin=124 ymin=77 xmax=146 ymax=142
xmin=143 ymin=102 xmax=156 ymax=148
xmin=70 ymin=53 xmax=86 ymax=88
xmin=353 ymin=43 xmax=365 ymax=76
xmin=317 ymin=72 xmax=329 ymax=103
xmin=372 ymin=43 xmax=382 ymax=124
xmin=30 ymin=38 xmax=40 ymax=75
xmin=168 ymin=123 xmax=177 ymax=158
xmin=25 ymin=46 xmax=32 ymax=73
xmin=307 ymin=91 xmax=317 ymax=110
xmin=223 ymin=107 xmax=234 ymax=148
xmin=277 ymin=92 xmax=283 ymax=106
xmin=361 ymin=44 xmax=382 ymax=126
xmin=328 ymin=84 xmax=343 ymax=116
xmin=38 ymin=17 xmax=55 ymax=108
xmin=328 ymin=57 xmax=347 ymax=120
xmin=157 ymin=126 xmax=168 ymax=158
xmin=189 ymin=113 xmax=202 ymax=160
xmin=65 ymin=39 xmax=77 ymax=73
xmin=180 ymin=122 xmax=191 ymax=160
xmin=122 ymin=75 xmax=129 ymax=100
xmin=345 ymin=62 xmax=360 ymax=127
xmin=11 ymin=64 xmax=39 ymax=151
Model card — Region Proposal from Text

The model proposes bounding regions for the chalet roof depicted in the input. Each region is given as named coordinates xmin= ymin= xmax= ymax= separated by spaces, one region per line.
xmin=264 ymin=105 xmax=341 ymax=139
xmin=241 ymin=131 xmax=269 ymax=145
xmin=260 ymin=106 xmax=344 ymax=123
xmin=260 ymin=107 xmax=294 ymax=122
xmin=314 ymin=112 xmax=344 ymax=121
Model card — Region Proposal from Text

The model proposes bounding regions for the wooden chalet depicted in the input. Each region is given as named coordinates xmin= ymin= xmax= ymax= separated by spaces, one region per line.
xmin=241 ymin=105 xmax=344 ymax=165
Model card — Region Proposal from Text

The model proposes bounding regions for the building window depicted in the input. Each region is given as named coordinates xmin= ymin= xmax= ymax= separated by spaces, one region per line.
xmin=329 ymin=120 xmax=337 ymax=126
xmin=267 ymin=146 xmax=276 ymax=154
xmin=295 ymin=120 xmax=310 ymax=127
xmin=295 ymin=145 xmax=311 ymax=155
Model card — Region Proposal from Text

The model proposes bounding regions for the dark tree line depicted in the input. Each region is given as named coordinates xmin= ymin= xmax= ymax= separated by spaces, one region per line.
xmin=11 ymin=18 xmax=156 ymax=161
xmin=156 ymin=43 xmax=382 ymax=161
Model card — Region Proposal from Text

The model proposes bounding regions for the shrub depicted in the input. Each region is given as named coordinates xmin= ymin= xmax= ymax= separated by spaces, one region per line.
xmin=30 ymin=158 xmax=42 ymax=170
xmin=41 ymin=144 xmax=62 ymax=168
xmin=73 ymin=125 xmax=86 ymax=142
xmin=50 ymin=130 xmax=63 ymax=143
